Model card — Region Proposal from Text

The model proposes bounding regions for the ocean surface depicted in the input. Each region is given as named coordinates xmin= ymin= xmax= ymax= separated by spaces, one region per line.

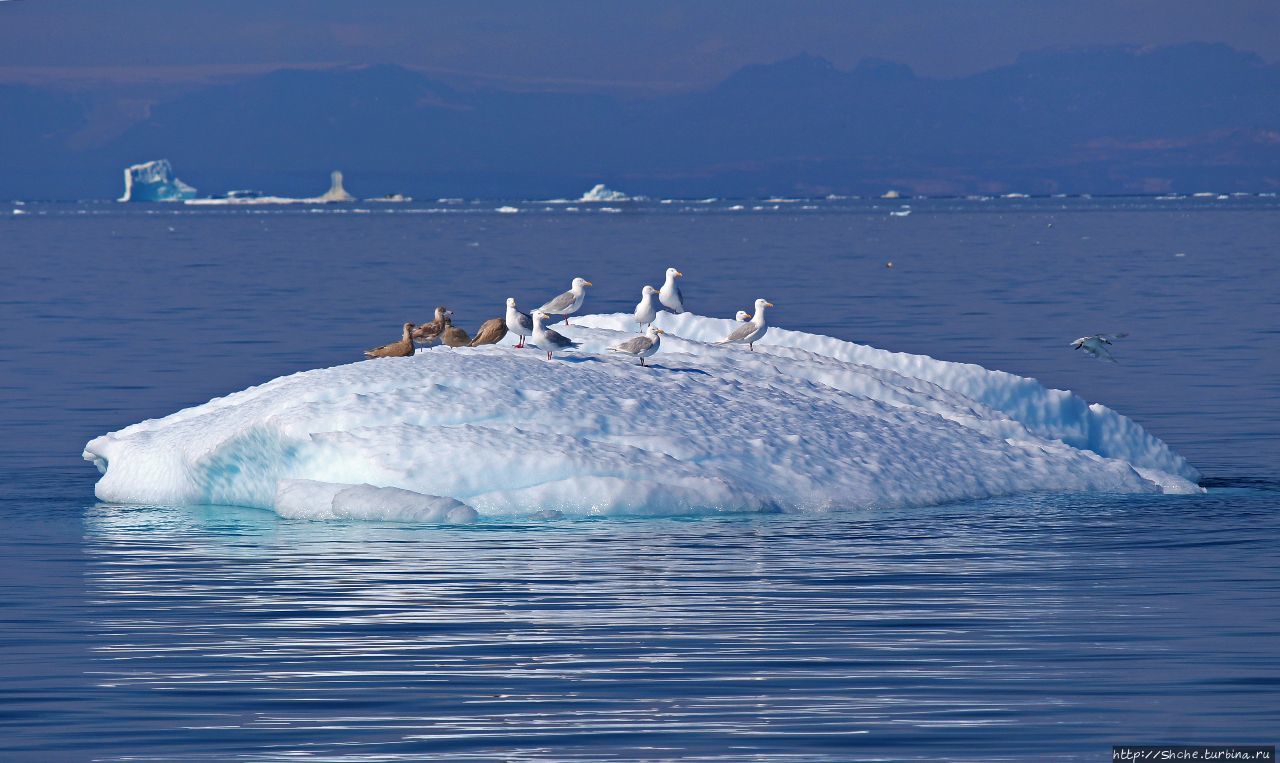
xmin=2 ymin=195 xmax=1278 ymax=760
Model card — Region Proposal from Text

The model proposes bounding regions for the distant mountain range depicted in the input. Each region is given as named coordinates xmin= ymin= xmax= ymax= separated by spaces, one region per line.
xmin=3 ymin=42 xmax=1278 ymax=199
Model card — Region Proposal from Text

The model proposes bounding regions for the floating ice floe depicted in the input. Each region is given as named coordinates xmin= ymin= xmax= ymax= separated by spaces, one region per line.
xmin=579 ymin=184 xmax=639 ymax=202
xmin=84 ymin=313 xmax=1200 ymax=521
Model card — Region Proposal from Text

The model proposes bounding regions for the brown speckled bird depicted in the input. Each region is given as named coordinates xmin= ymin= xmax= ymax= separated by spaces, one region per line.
xmin=441 ymin=319 xmax=471 ymax=347
xmin=411 ymin=306 xmax=452 ymax=345
xmin=469 ymin=318 xmax=508 ymax=347
xmin=364 ymin=323 xmax=416 ymax=359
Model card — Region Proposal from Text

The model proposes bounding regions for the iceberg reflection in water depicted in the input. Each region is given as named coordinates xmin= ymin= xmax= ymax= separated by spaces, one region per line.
xmin=63 ymin=489 xmax=1280 ymax=761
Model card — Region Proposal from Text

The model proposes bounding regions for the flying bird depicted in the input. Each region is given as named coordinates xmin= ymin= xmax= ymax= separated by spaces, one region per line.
xmin=364 ymin=323 xmax=416 ymax=359
xmin=634 ymin=284 xmax=660 ymax=329
xmin=659 ymin=267 xmax=684 ymax=313
xmin=531 ymin=311 xmax=580 ymax=360
xmin=505 ymin=297 xmax=533 ymax=348
xmin=610 ymin=326 xmax=664 ymax=366
xmin=717 ymin=298 xmax=774 ymax=351
xmin=537 ymin=277 xmax=592 ymax=325
xmin=1070 ymin=333 xmax=1128 ymax=362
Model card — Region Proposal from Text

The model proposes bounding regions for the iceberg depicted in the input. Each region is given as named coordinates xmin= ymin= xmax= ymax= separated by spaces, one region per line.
xmin=118 ymin=159 xmax=197 ymax=202
xmin=184 ymin=170 xmax=354 ymax=206
xmin=83 ymin=313 xmax=1200 ymax=520
xmin=579 ymin=183 xmax=637 ymax=202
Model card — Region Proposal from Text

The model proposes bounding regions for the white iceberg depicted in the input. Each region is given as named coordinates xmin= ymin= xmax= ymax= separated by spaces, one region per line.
xmin=579 ymin=183 xmax=638 ymax=202
xmin=83 ymin=313 xmax=1200 ymax=520
xmin=119 ymin=159 xmax=197 ymax=202
xmin=184 ymin=170 xmax=354 ymax=206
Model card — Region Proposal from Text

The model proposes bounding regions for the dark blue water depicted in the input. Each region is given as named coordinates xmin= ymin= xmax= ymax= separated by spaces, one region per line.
xmin=2 ymin=197 xmax=1278 ymax=760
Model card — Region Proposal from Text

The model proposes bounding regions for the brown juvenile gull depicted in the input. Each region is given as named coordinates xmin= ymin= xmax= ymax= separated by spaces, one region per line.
xmin=536 ymin=277 xmax=592 ymax=325
xmin=411 ymin=306 xmax=453 ymax=345
xmin=469 ymin=318 xmax=508 ymax=347
xmin=531 ymin=311 xmax=580 ymax=360
xmin=364 ymin=322 xmax=416 ymax=359
xmin=610 ymin=326 xmax=664 ymax=366
xmin=441 ymin=318 xmax=471 ymax=348
xmin=716 ymin=298 xmax=774 ymax=351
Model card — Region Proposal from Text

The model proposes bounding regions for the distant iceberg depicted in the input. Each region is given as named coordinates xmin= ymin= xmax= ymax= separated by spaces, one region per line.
xmin=119 ymin=159 xmax=197 ymax=202
xmin=184 ymin=170 xmax=355 ymax=206
xmin=84 ymin=312 xmax=1199 ymax=520
xmin=580 ymin=183 xmax=638 ymax=202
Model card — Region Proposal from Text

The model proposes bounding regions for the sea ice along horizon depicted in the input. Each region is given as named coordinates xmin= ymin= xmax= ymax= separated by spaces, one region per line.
xmin=83 ymin=312 xmax=1200 ymax=521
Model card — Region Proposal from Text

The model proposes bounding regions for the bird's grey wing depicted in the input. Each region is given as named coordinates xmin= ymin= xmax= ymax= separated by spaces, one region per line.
xmin=517 ymin=310 xmax=534 ymax=331
xmin=612 ymin=336 xmax=653 ymax=354
xmin=543 ymin=328 xmax=576 ymax=348
xmin=676 ymin=285 xmax=684 ymax=306
xmin=540 ymin=290 xmax=575 ymax=313
xmin=724 ymin=322 xmax=758 ymax=342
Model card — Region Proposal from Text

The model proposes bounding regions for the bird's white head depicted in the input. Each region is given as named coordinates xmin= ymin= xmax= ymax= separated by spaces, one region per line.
xmin=506 ymin=297 xmax=517 ymax=308
xmin=754 ymin=298 xmax=774 ymax=313
xmin=572 ymin=277 xmax=593 ymax=290
xmin=649 ymin=326 xmax=665 ymax=336
xmin=642 ymin=284 xmax=657 ymax=296
xmin=533 ymin=311 xmax=551 ymax=324
xmin=666 ymin=267 xmax=683 ymax=279
xmin=735 ymin=310 xmax=751 ymax=322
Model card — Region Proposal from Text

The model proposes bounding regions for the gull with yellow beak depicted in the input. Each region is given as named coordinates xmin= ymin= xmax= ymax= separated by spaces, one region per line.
xmin=610 ymin=326 xmax=664 ymax=366
xmin=716 ymin=298 xmax=774 ymax=351
xmin=537 ymin=276 xmax=593 ymax=325
xmin=659 ymin=267 xmax=685 ymax=313
xmin=531 ymin=311 xmax=580 ymax=360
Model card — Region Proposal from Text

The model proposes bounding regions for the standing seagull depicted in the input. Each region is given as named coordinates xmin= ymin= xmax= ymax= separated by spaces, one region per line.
xmin=505 ymin=297 xmax=534 ymax=348
xmin=364 ymin=323 xmax=416 ymax=359
xmin=469 ymin=318 xmax=508 ymax=347
xmin=634 ymin=285 xmax=660 ymax=330
xmin=734 ymin=310 xmax=752 ymax=322
xmin=1071 ymin=333 xmax=1127 ymax=363
xmin=531 ymin=311 xmax=580 ymax=360
xmin=716 ymin=298 xmax=774 ymax=351
xmin=537 ymin=277 xmax=592 ymax=325
xmin=412 ymin=306 xmax=452 ymax=345
xmin=659 ymin=267 xmax=684 ymax=313
xmin=610 ymin=326 xmax=664 ymax=366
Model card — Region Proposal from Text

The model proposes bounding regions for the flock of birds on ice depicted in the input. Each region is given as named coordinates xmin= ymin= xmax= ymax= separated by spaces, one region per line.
xmin=364 ymin=264 xmax=1128 ymax=365
xmin=364 ymin=267 xmax=774 ymax=366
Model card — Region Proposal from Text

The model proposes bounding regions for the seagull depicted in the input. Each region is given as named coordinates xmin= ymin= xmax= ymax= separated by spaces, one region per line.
xmin=1071 ymin=333 xmax=1128 ymax=363
xmin=441 ymin=319 xmax=471 ymax=347
xmin=469 ymin=317 xmax=508 ymax=346
xmin=412 ymin=306 xmax=453 ymax=345
xmin=531 ymin=311 xmax=580 ymax=360
xmin=610 ymin=326 xmax=664 ymax=366
xmin=734 ymin=310 xmax=752 ymax=322
xmin=716 ymin=298 xmax=773 ymax=351
xmin=634 ymin=285 xmax=660 ymax=329
xmin=364 ymin=323 xmax=416 ymax=359
xmin=537 ymin=277 xmax=592 ymax=325
xmin=505 ymin=297 xmax=533 ymax=348
xmin=659 ymin=267 xmax=684 ymax=313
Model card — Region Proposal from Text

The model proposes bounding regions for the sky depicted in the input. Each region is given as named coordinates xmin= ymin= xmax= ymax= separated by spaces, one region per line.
xmin=2 ymin=0 xmax=1278 ymax=91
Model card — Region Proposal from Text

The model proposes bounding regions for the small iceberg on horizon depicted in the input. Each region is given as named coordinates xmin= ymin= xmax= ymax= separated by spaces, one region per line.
xmin=84 ymin=313 xmax=1200 ymax=521
xmin=185 ymin=170 xmax=356 ymax=206
xmin=580 ymin=183 xmax=639 ymax=202
xmin=119 ymin=159 xmax=197 ymax=202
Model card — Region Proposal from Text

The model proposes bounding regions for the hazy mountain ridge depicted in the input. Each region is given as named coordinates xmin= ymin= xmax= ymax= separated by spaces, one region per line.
xmin=2 ymin=43 xmax=1277 ymax=199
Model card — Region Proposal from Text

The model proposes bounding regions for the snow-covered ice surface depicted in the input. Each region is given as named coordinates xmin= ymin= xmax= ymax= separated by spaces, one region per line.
xmin=83 ymin=313 xmax=1200 ymax=520
xmin=118 ymin=160 xmax=197 ymax=202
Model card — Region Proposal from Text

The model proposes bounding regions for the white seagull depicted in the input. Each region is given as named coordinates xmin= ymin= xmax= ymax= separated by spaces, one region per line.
xmin=1070 ymin=333 xmax=1128 ymax=363
xmin=716 ymin=298 xmax=774 ymax=351
xmin=610 ymin=326 xmax=664 ymax=366
xmin=659 ymin=267 xmax=684 ymax=313
xmin=531 ymin=311 xmax=580 ymax=360
xmin=634 ymin=285 xmax=660 ymax=330
xmin=505 ymin=297 xmax=534 ymax=348
xmin=537 ymin=277 xmax=592 ymax=325
xmin=734 ymin=310 xmax=752 ymax=322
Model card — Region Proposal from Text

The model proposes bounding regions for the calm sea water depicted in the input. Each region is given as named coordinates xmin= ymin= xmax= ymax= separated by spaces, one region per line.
xmin=2 ymin=196 xmax=1278 ymax=760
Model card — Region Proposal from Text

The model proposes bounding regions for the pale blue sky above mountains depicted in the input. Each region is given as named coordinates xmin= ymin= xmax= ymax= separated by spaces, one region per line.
xmin=2 ymin=0 xmax=1278 ymax=89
